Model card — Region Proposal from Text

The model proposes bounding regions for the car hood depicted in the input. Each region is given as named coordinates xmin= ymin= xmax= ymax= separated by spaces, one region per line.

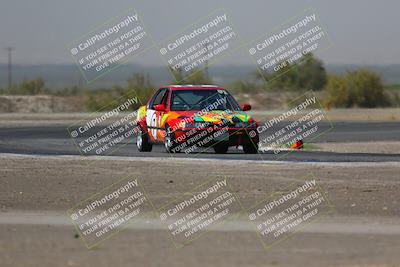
xmin=177 ymin=110 xmax=251 ymax=124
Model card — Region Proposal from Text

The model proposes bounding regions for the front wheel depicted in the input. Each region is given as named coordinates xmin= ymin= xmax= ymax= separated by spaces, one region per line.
xmin=243 ymin=142 xmax=258 ymax=154
xmin=165 ymin=126 xmax=180 ymax=153
xmin=213 ymin=142 xmax=229 ymax=154
xmin=137 ymin=127 xmax=152 ymax=152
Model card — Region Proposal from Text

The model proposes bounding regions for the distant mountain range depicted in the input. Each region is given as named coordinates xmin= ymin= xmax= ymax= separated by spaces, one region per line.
xmin=1 ymin=63 xmax=399 ymax=89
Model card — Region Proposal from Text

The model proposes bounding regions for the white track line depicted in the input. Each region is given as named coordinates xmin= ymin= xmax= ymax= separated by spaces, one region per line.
xmin=1 ymin=152 xmax=400 ymax=167
xmin=1 ymin=211 xmax=400 ymax=235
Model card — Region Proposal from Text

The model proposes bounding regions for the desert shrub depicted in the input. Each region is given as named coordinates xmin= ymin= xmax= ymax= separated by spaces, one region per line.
xmin=84 ymin=73 xmax=156 ymax=111
xmin=230 ymin=80 xmax=258 ymax=94
xmin=256 ymin=53 xmax=327 ymax=91
xmin=126 ymin=73 xmax=155 ymax=104
xmin=170 ymin=67 xmax=212 ymax=85
xmin=325 ymin=69 xmax=388 ymax=107
xmin=84 ymin=86 xmax=125 ymax=111
xmin=325 ymin=75 xmax=349 ymax=107
xmin=2 ymin=77 xmax=48 ymax=95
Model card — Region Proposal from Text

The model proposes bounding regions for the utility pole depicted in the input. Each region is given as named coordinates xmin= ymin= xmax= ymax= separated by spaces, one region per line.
xmin=4 ymin=47 xmax=14 ymax=90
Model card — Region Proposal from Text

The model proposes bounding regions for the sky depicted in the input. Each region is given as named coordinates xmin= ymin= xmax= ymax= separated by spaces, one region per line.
xmin=0 ymin=0 xmax=399 ymax=65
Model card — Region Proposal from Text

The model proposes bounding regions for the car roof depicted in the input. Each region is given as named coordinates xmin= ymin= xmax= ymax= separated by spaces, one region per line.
xmin=165 ymin=85 xmax=224 ymax=90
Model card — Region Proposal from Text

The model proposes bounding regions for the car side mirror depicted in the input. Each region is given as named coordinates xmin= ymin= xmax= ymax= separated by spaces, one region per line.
xmin=154 ymin=104 xmax=166 ymax=112
xmin=241 ymin=103 xmax=251 ymax=111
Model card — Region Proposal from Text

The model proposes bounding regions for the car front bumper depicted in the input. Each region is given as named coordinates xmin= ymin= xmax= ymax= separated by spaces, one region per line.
xmin=174 ymin=126 xmax=259 ymax=147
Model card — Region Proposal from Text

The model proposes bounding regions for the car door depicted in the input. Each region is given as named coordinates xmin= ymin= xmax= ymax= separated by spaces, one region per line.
xmin=146 ymin=88 xmax=168 ymax=141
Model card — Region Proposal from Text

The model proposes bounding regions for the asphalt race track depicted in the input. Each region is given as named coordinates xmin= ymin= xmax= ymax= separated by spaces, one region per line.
xmin=0 ymin=121 xmax=399 ymax=162
xmin=1 ymin=120 xmax=400 ymax=267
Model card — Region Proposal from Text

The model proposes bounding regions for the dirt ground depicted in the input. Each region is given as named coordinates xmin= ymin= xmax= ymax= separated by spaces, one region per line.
xmin=1 ymin=155 xmax=399 ymax=267
xmin=313 ymin=141 xmax=400 ymax=154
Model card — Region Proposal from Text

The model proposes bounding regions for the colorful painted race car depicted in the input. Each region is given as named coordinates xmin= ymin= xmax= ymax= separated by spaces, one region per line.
xmin=136 ymin=85 xmax=259 ymax=154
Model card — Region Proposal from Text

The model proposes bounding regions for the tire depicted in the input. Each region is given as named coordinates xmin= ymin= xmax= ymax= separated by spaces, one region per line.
xmin=164 ymin=126 xmax=180 ymax=153
xmin=243 ymin=142 xmax=258 ymax=154
xmin=213 ymin=142 xmax=229 ymax=154
xmin=137 ymin=126 xmax=152 ymax=152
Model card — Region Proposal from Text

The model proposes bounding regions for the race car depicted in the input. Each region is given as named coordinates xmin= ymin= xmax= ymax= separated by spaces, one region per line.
xmin=136 ymin=85 xmax=259 ymax=154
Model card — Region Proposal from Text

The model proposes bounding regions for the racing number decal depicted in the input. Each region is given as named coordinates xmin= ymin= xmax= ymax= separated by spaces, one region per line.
xmin=146 ymin=109 xmax=156 ymax=140
xmin=146 ymin=88 xmax=168 ymax=141
xmin=151 ymin=113 xmax=157 ymax=138
xmin=147 ymin=109 xmax=163 ymax=141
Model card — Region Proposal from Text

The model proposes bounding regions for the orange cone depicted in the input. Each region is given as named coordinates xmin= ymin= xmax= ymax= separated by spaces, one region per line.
xmin=291 ymin=139 xmax=303 ymax=150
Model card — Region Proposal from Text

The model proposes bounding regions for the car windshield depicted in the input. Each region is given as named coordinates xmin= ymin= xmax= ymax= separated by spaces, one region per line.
xmin=170 ymin=89 xmax=241 ymax=111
